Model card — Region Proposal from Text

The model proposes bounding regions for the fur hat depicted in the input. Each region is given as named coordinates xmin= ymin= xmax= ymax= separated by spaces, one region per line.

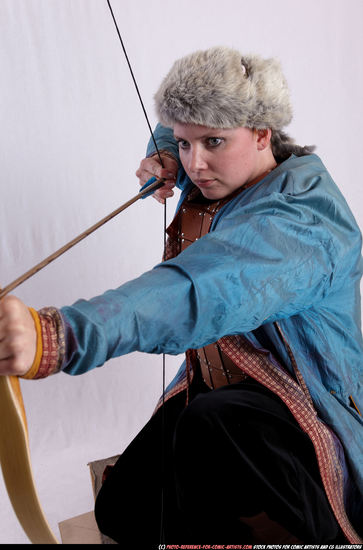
xmin=154 ymin=46 xmax=315 ymax=160
xmin=154 ymin=46 xmax=293 ymax=131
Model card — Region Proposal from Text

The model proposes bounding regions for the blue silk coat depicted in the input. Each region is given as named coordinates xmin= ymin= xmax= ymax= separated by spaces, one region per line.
xmin=60 ymin=124 xmax=363 ymax=527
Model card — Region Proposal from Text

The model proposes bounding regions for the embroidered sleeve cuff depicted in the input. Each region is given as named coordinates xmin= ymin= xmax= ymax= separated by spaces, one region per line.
xmin=21 ymin=308 xmax=43 ymax=379
xmin=21 ymin=307 xmax=66 ymax=379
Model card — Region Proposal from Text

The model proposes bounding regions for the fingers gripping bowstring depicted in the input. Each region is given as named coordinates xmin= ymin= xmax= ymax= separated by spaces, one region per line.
xmin=105 ymin=1 xmax=167 ymax=543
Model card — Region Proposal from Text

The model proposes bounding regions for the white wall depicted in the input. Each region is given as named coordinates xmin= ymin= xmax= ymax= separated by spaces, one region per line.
xmin=0 ymin=0 xmax=362 ymax=543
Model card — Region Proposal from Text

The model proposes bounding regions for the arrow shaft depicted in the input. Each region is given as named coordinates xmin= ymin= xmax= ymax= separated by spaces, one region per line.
xmin=0 ymin=178 xmax=164 ymax=300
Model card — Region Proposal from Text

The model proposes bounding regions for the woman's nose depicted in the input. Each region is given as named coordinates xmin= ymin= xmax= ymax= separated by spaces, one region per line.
xmin=189 ymin=147 xmax=208 ymax=172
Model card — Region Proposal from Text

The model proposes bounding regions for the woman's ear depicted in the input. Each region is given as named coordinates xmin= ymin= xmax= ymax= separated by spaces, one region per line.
xmin=255 ymin=128 xmax=272 ymax=151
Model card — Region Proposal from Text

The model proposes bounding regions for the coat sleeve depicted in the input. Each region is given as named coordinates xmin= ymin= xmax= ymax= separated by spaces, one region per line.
xmin=60 ymin=183 xmax=348 ymax=375
xmin=146 ymin=123 xmax=178 ymax=159
xmin=145 ymin=123 xmax=193 ymax=195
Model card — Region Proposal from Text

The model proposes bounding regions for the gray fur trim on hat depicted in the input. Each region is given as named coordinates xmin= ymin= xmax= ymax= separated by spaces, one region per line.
xmin=154 ymin=46 xmax=293 ymax=131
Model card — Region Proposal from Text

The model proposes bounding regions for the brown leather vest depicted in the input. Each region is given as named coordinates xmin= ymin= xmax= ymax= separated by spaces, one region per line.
xmin=164 ymin=185 xmax=252 ymax=389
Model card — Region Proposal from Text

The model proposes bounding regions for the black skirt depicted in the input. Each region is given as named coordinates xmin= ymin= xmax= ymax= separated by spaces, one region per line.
xmin=94 ymin=371 xmax=343 ymax=547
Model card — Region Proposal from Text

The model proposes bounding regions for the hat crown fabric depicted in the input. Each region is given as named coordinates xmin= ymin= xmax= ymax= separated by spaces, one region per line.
xmin=154 ymin=46 xmax=293 ymax=131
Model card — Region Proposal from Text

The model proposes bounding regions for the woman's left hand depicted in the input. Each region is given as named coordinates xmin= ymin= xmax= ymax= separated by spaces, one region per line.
xmin=0 ymin=295 xmax=37 ymax=376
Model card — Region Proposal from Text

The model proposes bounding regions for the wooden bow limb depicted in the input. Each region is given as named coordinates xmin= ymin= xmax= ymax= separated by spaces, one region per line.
xmin=0 ymin=177 xmax=164 ymax=543
xmin=0 ymin=374 xmax=58 ymax=544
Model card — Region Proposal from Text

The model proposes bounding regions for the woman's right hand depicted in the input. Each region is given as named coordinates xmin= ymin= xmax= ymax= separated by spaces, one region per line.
xmin=136 ymin=152 xmax=178 ymax=204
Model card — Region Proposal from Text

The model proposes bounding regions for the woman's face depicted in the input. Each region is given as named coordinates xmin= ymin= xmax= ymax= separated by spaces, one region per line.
xmin=173 ymin=123 xmax=268 ymax=200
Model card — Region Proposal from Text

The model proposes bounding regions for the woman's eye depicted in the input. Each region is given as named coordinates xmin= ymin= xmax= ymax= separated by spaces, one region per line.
xmin=177 ymin=140 xmax=189 ymax=149
xmin=207 ymin=137 xmax=223 ymax=147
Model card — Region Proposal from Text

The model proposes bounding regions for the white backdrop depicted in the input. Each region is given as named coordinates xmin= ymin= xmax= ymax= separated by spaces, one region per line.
xmin=0 ymin=0 xmax=362 ymax=543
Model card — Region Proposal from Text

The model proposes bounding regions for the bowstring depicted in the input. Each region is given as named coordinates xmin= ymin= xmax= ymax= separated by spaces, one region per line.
xmin=105 ymin=0 xmax=164 ymax=165
xmin=105 ymin=1 xmax=167 ymax=543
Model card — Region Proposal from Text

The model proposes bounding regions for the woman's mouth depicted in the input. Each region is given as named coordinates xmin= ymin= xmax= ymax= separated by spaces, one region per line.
xmin=195 ymin=178 xmax=216 ymax=188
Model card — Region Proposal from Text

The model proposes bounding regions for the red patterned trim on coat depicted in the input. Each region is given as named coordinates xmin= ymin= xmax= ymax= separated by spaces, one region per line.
xmin=32 ymin=307 xmax=65 ymax=379
xmin=154 ymin=322 xmax=361 ymax=542
xmin=218 ymin=332 xmax=361 ymax=544
xmin=153 ymin=351 xmax=195 ymax=414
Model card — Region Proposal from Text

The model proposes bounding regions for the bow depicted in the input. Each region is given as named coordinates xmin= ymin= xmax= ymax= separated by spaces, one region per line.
xmin=0 ymin=175 xmax=165 ymax=543
xmin=0 ymin=374 xmax=59 ymax=544
xmin=0 ymin=1 xmax=167 ymax=542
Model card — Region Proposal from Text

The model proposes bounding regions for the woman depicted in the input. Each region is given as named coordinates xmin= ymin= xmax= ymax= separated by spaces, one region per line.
xmin=0 ymin=47 xmax=362 ymax=544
